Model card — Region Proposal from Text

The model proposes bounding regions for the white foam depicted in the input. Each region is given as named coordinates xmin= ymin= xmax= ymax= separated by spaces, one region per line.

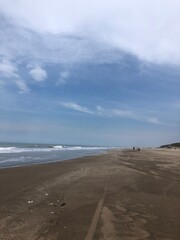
xmin=53 ymin=145 xmax=63 ymax=149
xmin=66 ymin=146 xmax=82 ymax=150
xmin=0 ymin=145 xmax=110 ymax=154
xmin=0 ymin=147 xmax=17 ymax=153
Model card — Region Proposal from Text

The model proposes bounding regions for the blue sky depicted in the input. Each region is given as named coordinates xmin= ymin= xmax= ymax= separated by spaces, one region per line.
xmin=0 ymin=0 xmax=180 ymax=147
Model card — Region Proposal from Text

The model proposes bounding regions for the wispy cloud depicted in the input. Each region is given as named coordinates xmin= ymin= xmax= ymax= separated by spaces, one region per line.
xmin=0 ymin=59 xmax=18 ymax=78
xmin=145 ymin=117 xmax=160 ymax=124
xmin=111 ymin=109 xmax=136 ymax=119
xmin=15 ymin=79 xmax=30 ymax=93
xmin=29 ymin=65 xmax=47 ymax=82
xmin=96 ymin=105 xmax=104 ymax=115
xmin=60 ymin=101 xmax=94 ymax=114
xmin=60 ymin=101 xmax=160 ymax=124
xmin=0 ymin=59 xmax=29 ymax=93
xmin=110 ymin=109 xmax=160 ymax=124
xmin=56 ymin=71 xmax=70 ymax=86
xmin=110 ymin=109 xmax=161 ymax=124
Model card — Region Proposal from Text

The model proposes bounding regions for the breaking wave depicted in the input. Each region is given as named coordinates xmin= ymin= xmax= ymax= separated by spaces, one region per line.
xmin=0 ymin=145 xmax=109 ymax=154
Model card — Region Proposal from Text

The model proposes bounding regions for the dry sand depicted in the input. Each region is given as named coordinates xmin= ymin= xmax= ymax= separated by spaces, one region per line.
xmin=0 ymin=149 xmax=180 ymax=240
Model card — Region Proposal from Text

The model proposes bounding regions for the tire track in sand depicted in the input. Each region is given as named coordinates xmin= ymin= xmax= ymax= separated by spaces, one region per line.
xmin=85 ymin=169 xmax=112 ymax=240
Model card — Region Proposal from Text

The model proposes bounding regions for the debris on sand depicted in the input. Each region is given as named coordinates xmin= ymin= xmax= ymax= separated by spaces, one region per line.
xmin=49 ymin=202 xmax=57 ymax=207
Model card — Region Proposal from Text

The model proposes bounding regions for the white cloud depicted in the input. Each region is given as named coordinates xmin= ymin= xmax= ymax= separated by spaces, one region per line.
xmin=29 ymin=65 xmax=47 ymax=82
xmin=15 ymin=79 xmax=29 ymax=93
xmin=0 ymin=59 xmax=18 ymax=78
xmin=60 ymin=101 xmax=160 ymax=124
xmin=1 ymin=0 xmax=180 ymax=65
xmin=60 ymin=101 xmax=94 ymax=114
xmin=0 ymin=59 xmax=29 ymax=93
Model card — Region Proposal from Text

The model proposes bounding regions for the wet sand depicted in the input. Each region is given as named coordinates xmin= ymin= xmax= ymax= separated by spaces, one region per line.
xmin=0 ymin=149 xmax=180 ymax=240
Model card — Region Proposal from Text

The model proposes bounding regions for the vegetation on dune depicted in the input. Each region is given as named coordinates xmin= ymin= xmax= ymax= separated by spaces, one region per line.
xmin=160 ymin=143 xmax=180 ymax=148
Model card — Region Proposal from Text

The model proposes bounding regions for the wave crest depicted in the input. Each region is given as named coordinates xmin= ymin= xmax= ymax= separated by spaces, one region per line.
xmin=0 ymin=145 xmax=110 ymax=154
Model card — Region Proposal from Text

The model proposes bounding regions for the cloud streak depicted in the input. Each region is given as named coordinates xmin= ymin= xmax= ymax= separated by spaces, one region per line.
xmin=60 ymin=101 xmax=94 ymax=114
xmin=59 ymin=101 xmax=160 ymax=124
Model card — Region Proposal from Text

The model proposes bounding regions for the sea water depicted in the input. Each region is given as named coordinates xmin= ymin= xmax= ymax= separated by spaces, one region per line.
xmin=0 ymin=142 xmax=112 ymax=169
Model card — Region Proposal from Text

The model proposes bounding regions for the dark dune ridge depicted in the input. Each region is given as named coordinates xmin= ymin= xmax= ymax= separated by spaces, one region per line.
xmin=160 ymin=142 xmax=180 ymax=148
xmin=0 ymin=149 xmax=180 ymax=240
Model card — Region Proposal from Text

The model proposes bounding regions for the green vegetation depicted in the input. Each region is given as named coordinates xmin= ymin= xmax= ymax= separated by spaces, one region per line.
xmin=160 ymin=143 xmax=180 ymax=148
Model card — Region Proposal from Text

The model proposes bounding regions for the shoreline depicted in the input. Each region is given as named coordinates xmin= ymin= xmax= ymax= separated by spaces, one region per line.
xmin=0 ymin=149 xmax=180 ymax=239
xmin=0 ymin=147 xmax=110 ymax=169
xmin=0 ymin=150 xmax=108 ymax=170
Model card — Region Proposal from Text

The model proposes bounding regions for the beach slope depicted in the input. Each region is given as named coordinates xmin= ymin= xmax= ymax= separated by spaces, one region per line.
xmin=0 ymin=149 xmax=180 ymax=240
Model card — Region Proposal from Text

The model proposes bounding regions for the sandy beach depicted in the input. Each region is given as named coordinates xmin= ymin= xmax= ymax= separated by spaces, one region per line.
xmin=0 ymin=149 xmax=180 ymax=240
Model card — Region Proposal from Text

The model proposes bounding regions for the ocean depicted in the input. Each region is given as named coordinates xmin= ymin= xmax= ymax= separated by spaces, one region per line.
xmin=0 ymin=142 xmax=112 ymax=169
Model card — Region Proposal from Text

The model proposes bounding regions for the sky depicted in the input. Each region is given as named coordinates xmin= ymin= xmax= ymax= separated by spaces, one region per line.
xmin=0 ymin=0 xmax=180 ymax=147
